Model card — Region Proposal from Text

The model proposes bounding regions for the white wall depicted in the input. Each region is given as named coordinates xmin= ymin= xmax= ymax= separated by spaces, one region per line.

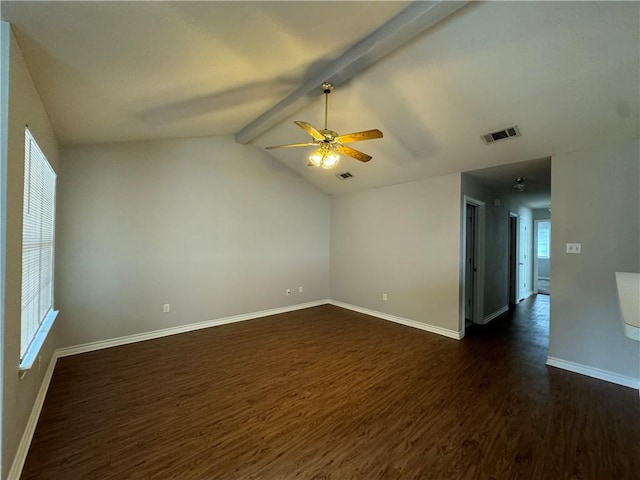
xmin=549 ymin=139 xmax=639 ymax=381
xmin=3 ymin=29 xmax=60 ymax=478
xmin=330 ymin=173 xmax=462 ymax=334
xmin=56 ymin=137 xmax=330 ymax=347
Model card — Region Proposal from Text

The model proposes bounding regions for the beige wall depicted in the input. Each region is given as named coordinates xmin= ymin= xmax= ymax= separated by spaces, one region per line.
xmin=56 ymin=137 xmax=330 ymax=347
xmin=3 ymin=29 xmax=60 ymax=477
xmin=549 ymin=139 xmax=640 ymax=381
xmin=330 ymin=173 xmax=462 ymax=333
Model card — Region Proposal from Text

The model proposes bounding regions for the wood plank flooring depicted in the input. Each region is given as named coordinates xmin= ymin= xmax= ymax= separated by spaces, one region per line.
xmin=21 ymin=297 xmax=640 ymax=479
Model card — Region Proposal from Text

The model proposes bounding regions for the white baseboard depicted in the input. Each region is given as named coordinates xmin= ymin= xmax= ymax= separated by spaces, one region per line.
xmin=517 ymin=290 xmax=535 ymax=303
xmin=56 ymin=300 xmax=329 ymax=357
xmin=7 ymin=353 xmax=60 ymax=480
xmin=481 ymin=305 xmax=509 ymax=324
xmin=546 ymin=356 xmax=640 ymax=390
xmin=329 ymin=300 xmax=462 ymax=340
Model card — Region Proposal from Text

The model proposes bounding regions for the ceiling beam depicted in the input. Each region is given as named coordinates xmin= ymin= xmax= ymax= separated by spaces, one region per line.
xmin=235 ymin=1 xmax=470 ymax=145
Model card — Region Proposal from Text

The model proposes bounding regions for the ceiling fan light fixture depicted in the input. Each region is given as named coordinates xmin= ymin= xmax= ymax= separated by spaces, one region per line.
xmin=513 ymin=177 xmax=526 ymax=191
xmin=309 ymin=145 xmax=339 ymax=169
xmin=321 ymin=152 xmax=340 ymax=169
xmin=265 ymin=83 xmax=382 ymax=167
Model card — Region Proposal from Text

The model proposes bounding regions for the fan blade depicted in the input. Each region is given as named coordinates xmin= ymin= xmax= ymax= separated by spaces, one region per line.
xmin=335 ymin=145 xmax=372 ymax=163
xmin=294 ymin=121 xmax=325 ymax=141
xmin=335 ymin=129 xmax=383 ymax=144
xmin=265 ymin=142 xmax=316 ymax=150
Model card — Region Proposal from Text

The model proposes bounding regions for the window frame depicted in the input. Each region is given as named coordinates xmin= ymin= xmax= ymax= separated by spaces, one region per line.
xmin=19 ymin=127 xmax=58 ymax=371
xmin=536 ymin=220 xmax=551 ymax=260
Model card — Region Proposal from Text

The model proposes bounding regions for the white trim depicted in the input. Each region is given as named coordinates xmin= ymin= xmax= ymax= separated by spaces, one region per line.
xmin=0 ymin=20 xmax=10 ymax=480
xmin=546 ymin=356 xmax=640 ymax=390
xmin=622 ymin=322 xmax=640 ymax=341
xmin=615 ymin=272 xmax=640 ymax=342
xmin=329 ymin=300 xmax=463 ymax=340
xmin=461 ymin=196 xmax=486 ymax=335
xmin=57 ymin=300 xmax=329 ymax=358
xmin=481 ymin=305 xmax=509 ymax=325
xmin=19 ymin=310 xmax=58 ymax=371
xmin=7 ymin=353 xmax=59 ymax=480
xmin=508 ymin=212 xmax=519 ymax=305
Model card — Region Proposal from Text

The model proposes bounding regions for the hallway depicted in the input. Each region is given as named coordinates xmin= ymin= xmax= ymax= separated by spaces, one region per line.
xmin=466 ymin=294 xmax=549 ymax=344
xmin=464 ymin=294 xmax=551 ymax=379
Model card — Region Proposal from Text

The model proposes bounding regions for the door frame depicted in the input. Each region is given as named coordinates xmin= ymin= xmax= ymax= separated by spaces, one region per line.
xmin=533 ymin=218 xmax=551 ymax=294
xmin=0 ymin=20 xmax=10 ymax=474
xmin=517 ymin=213 xmax=532 ymax=301
xmin=461 ymin=196 xmax=485 ymax=334
xmin=508 ymin=212 xmax=519 ymax=306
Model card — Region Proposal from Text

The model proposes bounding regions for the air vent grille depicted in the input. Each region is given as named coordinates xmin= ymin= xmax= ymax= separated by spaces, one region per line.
xmin=482 ymin=125 xmax=521 ymax=144
xmin=336 ymin=172 xmax=353 ymax=180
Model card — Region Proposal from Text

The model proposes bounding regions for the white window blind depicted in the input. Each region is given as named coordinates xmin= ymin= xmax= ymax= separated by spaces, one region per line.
xmin=537 ymin=220 xmax=551 ymax=259
xmin=21 ymin=127 xmax=56 ymax=360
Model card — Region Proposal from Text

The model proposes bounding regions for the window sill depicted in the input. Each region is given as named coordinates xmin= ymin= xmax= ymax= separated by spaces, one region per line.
xmin=19 ymin=309 xmax=59 ymax=373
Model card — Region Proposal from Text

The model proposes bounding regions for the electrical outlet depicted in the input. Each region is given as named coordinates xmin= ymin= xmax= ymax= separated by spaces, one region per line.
xmin=298 ymin=286 xmax=303 ymax=293
xmin=163 ymin=304 xmax=170 ymax=313
xmin=382 ymin=293 xmax=388 ymax=301
xmin=286 ymin=289 xmax=291 ymax=296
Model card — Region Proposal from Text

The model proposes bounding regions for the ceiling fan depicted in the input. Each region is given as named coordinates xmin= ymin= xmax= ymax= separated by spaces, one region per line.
xmin=265 ymin=82 xmax=383 ymax=169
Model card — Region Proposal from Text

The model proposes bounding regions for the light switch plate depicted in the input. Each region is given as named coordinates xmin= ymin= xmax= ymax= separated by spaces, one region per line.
xmin=566 ymin=243 xmax=581 ymax=254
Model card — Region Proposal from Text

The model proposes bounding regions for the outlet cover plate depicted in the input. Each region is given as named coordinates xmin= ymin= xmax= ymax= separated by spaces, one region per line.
xmin=566 ymin=243 xmax=581 ymax=254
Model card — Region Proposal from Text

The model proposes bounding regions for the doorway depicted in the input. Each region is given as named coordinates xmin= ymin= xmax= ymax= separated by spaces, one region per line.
xmin=508 ymin=213 xmax=518 ymax=307
xmin=517 ymin=214 xmax=530 ymax=301
xmin=534 ymin=219 xmax=551 ymax=295
xmin=463 ymin=197 xmax=485 ymax=328
xmin=465 ymin=203 xmax=478 ymax=325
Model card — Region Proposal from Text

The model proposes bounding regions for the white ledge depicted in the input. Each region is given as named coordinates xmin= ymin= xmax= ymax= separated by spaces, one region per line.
xmin=19 ymin=309 xmax=58 ymax=372
xmin=615 ymin=272 xmax=640 ymax=341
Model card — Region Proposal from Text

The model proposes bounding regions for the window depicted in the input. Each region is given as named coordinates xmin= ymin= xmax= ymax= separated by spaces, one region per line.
xmin=537 ymin=220 xmax=551 ymax=259
xmin=20 ymin=127 xmax=57 ymax=367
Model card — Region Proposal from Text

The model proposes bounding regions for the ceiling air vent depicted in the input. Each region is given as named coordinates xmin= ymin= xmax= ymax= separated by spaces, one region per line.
xmin=481 ymin=125 xmax=521 ymax=144
xmin=336 ymin=172 xmax=354 ymax=180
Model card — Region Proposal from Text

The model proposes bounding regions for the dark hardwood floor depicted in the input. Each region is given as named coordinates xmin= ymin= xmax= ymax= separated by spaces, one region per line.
xmin=22 ymin=296 xmax=640 ymax=479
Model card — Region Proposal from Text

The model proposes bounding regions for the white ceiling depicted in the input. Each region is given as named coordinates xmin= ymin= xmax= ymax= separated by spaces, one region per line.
xmin=464 ymin=157 xmax=552 ymax=210
xmin=1 ymin=1 xmax=409 ymax=144
xmin=2 ymin=1 xmax=639 ymax=197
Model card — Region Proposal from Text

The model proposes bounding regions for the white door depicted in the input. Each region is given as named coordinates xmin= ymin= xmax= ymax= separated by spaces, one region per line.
xmin=518 ymin=216 xmax=529 ymax=301
xmin=508 ymin=214 xmax=518 ymax=305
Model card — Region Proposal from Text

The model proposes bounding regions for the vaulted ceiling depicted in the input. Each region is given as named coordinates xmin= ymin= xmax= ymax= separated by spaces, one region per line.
xmin=2 ymin=1 xmax=639 ymax=198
